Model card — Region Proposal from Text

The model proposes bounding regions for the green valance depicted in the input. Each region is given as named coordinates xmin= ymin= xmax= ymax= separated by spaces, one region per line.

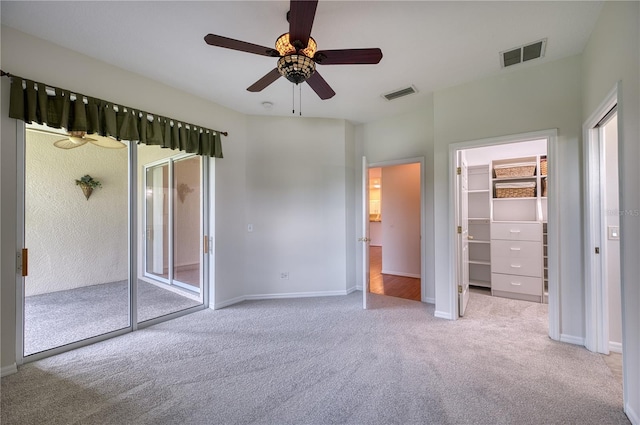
xmin=6 ymin=74 xmax=224 ymax=158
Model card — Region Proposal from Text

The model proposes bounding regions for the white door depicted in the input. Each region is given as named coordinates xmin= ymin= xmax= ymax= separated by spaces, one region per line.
xmin=456 ymin=151 xmax=470 ymax=316
xmin=361 ymin=156 xmax=370 ymax=309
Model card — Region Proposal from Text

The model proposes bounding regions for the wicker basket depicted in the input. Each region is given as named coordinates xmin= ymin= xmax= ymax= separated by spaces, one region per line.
xmin=495 ymin=182 xmax=536 ymax=198
xmin=494 ymin=162 xmax=536 ymax=178
xmin=540 ymin=158 xmax=548 ymax=176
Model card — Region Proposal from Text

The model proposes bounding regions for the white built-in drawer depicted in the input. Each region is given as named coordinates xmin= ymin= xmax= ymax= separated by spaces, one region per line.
xmin=492 ymin=273 xmax=542 ymax=297
xmin=491 ymin=240 xmax=542 ymax=277
xmin=491 ymin=222 xmax=542 ymax=241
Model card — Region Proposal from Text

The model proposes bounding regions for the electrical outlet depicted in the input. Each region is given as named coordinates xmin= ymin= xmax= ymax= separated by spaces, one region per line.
xmin=280 ymin=272 xmax=289 ymax=280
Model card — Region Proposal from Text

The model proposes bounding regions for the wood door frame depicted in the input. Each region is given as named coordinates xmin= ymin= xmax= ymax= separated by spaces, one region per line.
xmin=582 ymin=82 xmax=620 ymax=354
xmin=448 ymin=129 xmax=560 ymax=341
xmin=364 ymin=156 xmax=427 ymax=303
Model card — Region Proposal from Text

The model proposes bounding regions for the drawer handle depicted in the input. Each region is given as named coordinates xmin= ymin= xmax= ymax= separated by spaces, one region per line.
xmin=510 ymin=247 xmax=521 ymax=251
xmin=510 ymin=282 xmax=522 ymax=286
xmin=509 ymin=230 xmax=521 ymax=233
xmin=510 ymin=264 xmax=521 ymax=268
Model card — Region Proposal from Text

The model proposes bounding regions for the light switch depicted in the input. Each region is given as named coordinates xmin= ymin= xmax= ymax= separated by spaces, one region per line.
xmin=608 ymin=226 xmax=619 ymax=240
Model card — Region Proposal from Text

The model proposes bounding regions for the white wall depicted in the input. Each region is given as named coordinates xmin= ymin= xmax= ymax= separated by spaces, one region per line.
xmin=603 ymin=115 xmax=621 ymax=350
xmin=381 ymin=163 xmax=421 ymax=277
xmin=355 ymin=104 xmax=435 ymax=300
xmin=433 ymin=56 xmax=583 ymax=327
xmin=582 ymin=1 xmax=640 ymax=419
xmin=243 ymin=115 xmax=350 ymax=297
xmin=1 ymin=26 xmax=248 ymax=370
xmin=25 ymin=131 xmax=129 ymax=296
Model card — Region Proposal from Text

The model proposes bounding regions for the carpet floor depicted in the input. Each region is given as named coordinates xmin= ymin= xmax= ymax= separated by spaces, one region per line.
xmin=25 ymin=280 xmax=201 ymax=355
xmin=2 ymin=291 xmax=628 ymax=425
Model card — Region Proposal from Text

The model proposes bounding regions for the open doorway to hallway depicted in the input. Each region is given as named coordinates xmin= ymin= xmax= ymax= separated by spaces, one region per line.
xmin=367 ymin=164 xmax=421 ymax=302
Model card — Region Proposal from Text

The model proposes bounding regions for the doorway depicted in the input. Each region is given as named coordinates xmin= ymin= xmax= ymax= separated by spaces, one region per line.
xmin=450 ymin=129 xmax=560 ymax=339
xmin=583 ymin=84 xmax=623 ymax=356
xmin=362 ymin=157 xmax=425 ymax=308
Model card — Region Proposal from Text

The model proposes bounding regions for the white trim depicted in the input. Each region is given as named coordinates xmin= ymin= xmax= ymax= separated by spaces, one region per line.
xmin=1 ymin=364 xmax=18 ymax=377
xmin=355 ymin=285 xmax=363 ymax=291
xmin=246 ymin=289 xmax=352 ymax=300
xmin=369 ymin=156 xmax=427 ymax=304
xmin=609 ymin=341 xmax=623 ymax=354
xmin=434 ymin=310 xmax=453 ymax=320
xmin=448 ymin=129 xmax=559 ymax=340
xmin=625 ymin=403 xmax=639 ymax=425
xmin=380 ymin=270 xmax=421 ymax=279
xmin=212 ymin=295 xmax=246 ymax=310
xmin=560 ymin=334 xmax=585 ymax=346
xmin=346 ymin=286 xmax=358 ymax=294
xmin=424 ymin=297 xmax=435 ymax=305
xmin=213 ymin=289 xmax=359 ymax=310
xmin=582 ymin=82 xmax=620 ymax=354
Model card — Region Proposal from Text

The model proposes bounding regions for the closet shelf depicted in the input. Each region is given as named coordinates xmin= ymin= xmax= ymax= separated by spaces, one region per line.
xmin=469 ymin=239 xmax=490 ymax=244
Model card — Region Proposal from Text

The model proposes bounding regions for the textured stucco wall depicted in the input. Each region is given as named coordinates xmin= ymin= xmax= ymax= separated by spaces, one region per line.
xmin=25 ymin=131 xmax=129 ymax=296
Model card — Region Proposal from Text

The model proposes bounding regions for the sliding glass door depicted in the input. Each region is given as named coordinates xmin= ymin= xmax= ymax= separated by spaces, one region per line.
xmin=20 ymin=125 xmax=210 ymax=361
xmin=139 ymin=150 xmax=205 ymax=322
xmin=22 ymin=126 xmax=130 ymax=356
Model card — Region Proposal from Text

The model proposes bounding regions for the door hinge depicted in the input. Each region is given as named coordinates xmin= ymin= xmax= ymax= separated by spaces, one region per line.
xmin=458 ymin=285 xmax=463 ymax=294
xmin=456 ymin=167 xmax=461 ymax=175
xmin=457 ymin=226 xmax=462 ymax=234
xmin=595 ymin=247 xmax=600 ymax=254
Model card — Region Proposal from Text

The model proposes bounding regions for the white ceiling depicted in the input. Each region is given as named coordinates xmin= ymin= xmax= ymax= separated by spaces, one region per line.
xmin=1 ymin=1 xmax=603 ymax=124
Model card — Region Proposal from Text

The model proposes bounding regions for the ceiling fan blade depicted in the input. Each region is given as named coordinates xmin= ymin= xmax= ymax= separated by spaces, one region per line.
xmin=314 ymin=48 xmax=383 ymax=65
xmin=247 ymin=68 xmax=282 ymax=92
xmin=204 ymin=34 xmax=279 ymax=57
xmin=89 ymin=135 xmax=127 ymax=149
xmin=289 ymin=0 xmax=318 ymax=48
xmin=306 ymin=71 xmax=335 ymax=100
xmin=53 ymin=137 xmax=88 ymax=149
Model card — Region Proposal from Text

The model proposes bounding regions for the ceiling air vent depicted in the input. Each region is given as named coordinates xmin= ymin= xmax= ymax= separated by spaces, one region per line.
xmin=500 ymin=39 xmax=547 ymax=68
xmin=383 ymin=85 xmax=418 ymax=101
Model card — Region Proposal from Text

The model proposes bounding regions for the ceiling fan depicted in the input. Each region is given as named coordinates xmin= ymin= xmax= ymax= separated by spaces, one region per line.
xmin=53 ymin=131 xmax=126 ymax=150
xmin=204 ymin=0 xmax=383 ymax=100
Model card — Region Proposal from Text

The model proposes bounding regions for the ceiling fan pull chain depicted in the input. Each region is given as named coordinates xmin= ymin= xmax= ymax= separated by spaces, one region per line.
xmin=292 ymin=84 xmax=295 ymax=115
xmin=299 ymin=84 xmax=302 ymax=116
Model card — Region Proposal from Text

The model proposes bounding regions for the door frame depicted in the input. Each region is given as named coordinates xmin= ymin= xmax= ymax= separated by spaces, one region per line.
xmin=448 ymin=129 xmax=560 ymax=341
xmin=583 ymin=82 xmax=620 ymax=354
xmin=362 ymin=156 xmax=427 ymax=304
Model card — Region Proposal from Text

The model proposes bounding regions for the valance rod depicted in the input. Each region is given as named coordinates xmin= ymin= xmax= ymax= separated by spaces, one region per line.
xmin=1 ymin=69 xmax=227 ymax=158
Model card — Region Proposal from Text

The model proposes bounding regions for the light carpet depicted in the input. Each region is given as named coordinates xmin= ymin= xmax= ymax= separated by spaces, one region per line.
xmin=2 ymin=291 xmax=628 ymax=424
xmin=24 ymin=280 xmax=201 ymax=355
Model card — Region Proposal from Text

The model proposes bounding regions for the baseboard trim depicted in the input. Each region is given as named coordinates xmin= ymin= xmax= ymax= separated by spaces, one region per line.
xmin=381 ymin=270 xmax=421 ymax=279
xmin=355 ymin=285 xmax=363 ymax=291
xmin=346 ymin=286 xmax=358 ymax=295
xmin=213 ymin=295 xmax=246 ymax=310
xmin=609 ymin=341 xmax=623 ymax=354
xmin=1 ymin=364 xmax=17 ymax=377
xmin=434 ymin=310 xmax=453 ymax=320
xmin=560 ymin=334 xmax=585 ymax=346
xmin=625 ymin=402 xmax=639 ymax=425
xmin=246 ymin=289 xmax=350 ymax=300
xmin=424 ymin=297 xmax=435 ymax=304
